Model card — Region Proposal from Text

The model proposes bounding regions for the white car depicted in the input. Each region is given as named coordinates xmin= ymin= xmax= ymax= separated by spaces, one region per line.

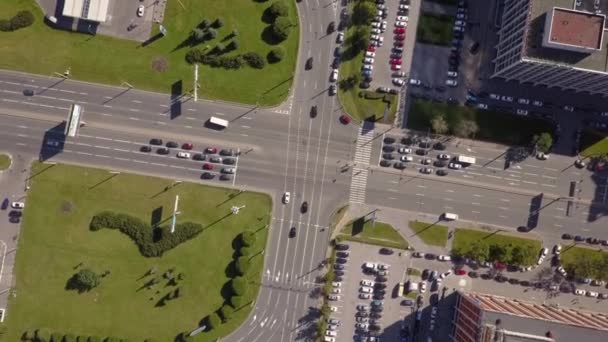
xmin=564 ymin=105 xmax=575 ymax=112
xmin=532 ymin=100 xmax=544 ymax=107
xmin=395 ymin=21 xmax=407 ymax=27
xmin=330 ymin=69 xmax=338 ymax=82
xmin=501 ymin=95 xmax=514 ymax=102
xmin=440 ymin=270 xmax=452 ymax=279
xmin=336 ymin=32 xmax=344 ymax=43
xmin=454 ymin=20 xmax=465 ymax=26
xmin=361 ymin=279 xmax=374 ymax=287
xmin=397 ymin=16 xmax=408 ymax=21
xmin=329 ymin=84 xmax=337 ymax=96
xmin=477 ymin=103 xmax=488 ymax=110
xmin=587 ymin=291 xmax=599 ymax=298
xmin=137 ymin=5 xmax=144 ymax=17
xmin=362 ymin=64 xmax=373 ymax=71
xmin=574 ymin=289 xmax=586 ymax=296
xmin=399 ymin=4 xmax=409 ymax=10
xmin=371 ymin=34 xmax=380 ymax=41
xmin=176 ymin=152 xmax=191 ymax=159
xmin=518 ymin=98 xmax=530 ymax=105
xmin=557 ymin=266 xmax=568 ymax=277
xmin=447 ymin=71 xmax=458 ymax=78
xmin=536 ymin=152 xmax=549 ymax=160
xmin=516 ymin=109 xmax=528 ymax=116
xmin=331 ymin=288 xmax=341 ymax=294
xmin=448 ymin=162 xmax=461 ymax=169
xmin=359 ymin=293 xmax=371 ymax=299
xmin=394 ymin=71 xmax=406 ymax=77
xmin=393 ymin=78 xmax=405 ymax=86
xmin=554 ymin=245 xmax=562 ymax=255
xmin=283 ymin=192 xmax=290 ymax=204
xmin=489 ymin=93 xmax=500 ymax=100
xmin=437 ymin=255 xmax=451 ymax=262
xmin=330 ymin=306 xmax=338 ymax=312
xmin=419 ymin=281 xmax=427 ymax=293
xmin=540 ymin=247 xmax=549 ymax=257
xmin=360 ymin=286 xmax=373 ymax=293
xmin=398 ymin=147 xmax=412 ymax=154
xmin=378 ymin=264 xmax=390 ymax=270
xmin=365 ymin=51 xmax=376 ymax=58
xmin=356 ymin=323 xmax=369 ymax=330
xmin=409 ymin=79 xmax=422 ymax=86
xmin=454 ymin=25 xmax=465 ymax=32
xmin=456 ymin=13 xmax=467 ymax=19
xmin=364 ymin=57 xmax=374 ymax=64
xmin=332 ymin=282 xmax=342 ymax=287
xmin=222 ymin=167 xmax=236 ymax=174
xmin=446 ymin=79 xmax=458 ymax=87
xmin=371 ymin=22 xmax=381 ymax=28
xmin=381 ymin=22 xmax=387 ymax=31
xmin=11 ymin=202 xmax=25 ymax=209
xmin=401 ymin=156 xmax=413 ymax=162
xmin=371 ymin=28 xmax=381 ymax=34
xmin=327 ymin=324 xmax=338 ymax=330
xmin=536 ymin=255 xmax=545 ymax=265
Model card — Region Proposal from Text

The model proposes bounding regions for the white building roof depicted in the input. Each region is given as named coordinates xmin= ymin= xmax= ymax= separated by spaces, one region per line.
xmin=62 ymin=0 xmax=110 ymax=23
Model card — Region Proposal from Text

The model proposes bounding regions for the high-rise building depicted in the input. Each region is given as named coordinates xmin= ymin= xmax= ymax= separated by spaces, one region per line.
xmin=492 ymin=0 xmax=608 ymax=96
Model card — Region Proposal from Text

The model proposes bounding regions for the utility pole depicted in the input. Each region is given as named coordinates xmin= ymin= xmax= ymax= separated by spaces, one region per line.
xmin=170 ymin=195 xmax=180 ymax=233
xmin=194 ymin=64 xmax=199 ymax=102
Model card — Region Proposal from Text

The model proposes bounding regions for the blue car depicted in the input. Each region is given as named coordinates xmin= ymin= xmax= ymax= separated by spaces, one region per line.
xmin=574 ymin=235 xmax=585 ymax=242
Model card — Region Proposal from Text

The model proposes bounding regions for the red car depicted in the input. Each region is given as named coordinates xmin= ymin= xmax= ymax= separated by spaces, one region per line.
xmin=339 ymin=114 xmax=351 ymax=124
xmin=456 ymin=269 xmax=467 ymax=276
xmin=367 ymin=46 xmax=376 ymax=52
xmin=206 ymin=147 xmax=218 ymax=154
xmin=391 ymin=64 xmax=402 ymax=71
xmin=182 ymin=143 xmax=193 ymax=150
xmin=390 ymin=59 xmax=402 ymax=65
xmin=394 ymin=28 xmax=405 ymax=34
xmin=394 ymin=41 xmax=404 ymax=47
xmin=395 ymin=35 xmax=405 ymax=41
xmin=202 ymin=163 xmax=213 ymax=170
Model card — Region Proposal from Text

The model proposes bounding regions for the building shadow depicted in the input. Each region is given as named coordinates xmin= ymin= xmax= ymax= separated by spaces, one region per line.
xmin=141 ymin=32 xmax=164 ymax=47
xmin=151 ymin=206 xmax=163 ymax=227
xmin=39 ymin=121 xmax=67 ymax=161
xmin=170 ymin=80 xmax=182 ymax=120
xmin=526 ymin=193 xmax=543 ymax=229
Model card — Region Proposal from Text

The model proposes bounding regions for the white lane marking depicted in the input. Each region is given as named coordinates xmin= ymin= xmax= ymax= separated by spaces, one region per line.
xmin=101 ymin=113 xmax=112 ymax=116
xmin=75 ymin=142 xmax=91 ymax=147
xmin=38 ymin=95 xmax=57 ymax=100
xmin=79 ymin=92 xmax=88 ymax=95
xmin=215 ymin=112 xmax=225 ymax=116
xmin=417 ymin=185 xmax=426 ymax=188
xmin=472 ymin=202 xmax=480 ymax=206
xmin=115 ymin=157 xmax=129 ymax=161
xmin=57 ymin=98 xmax=72 ymax=102
xmin=2 ymin=89 xmax=19 ymax=94
xmin=390 ymin=180 xmax=398 ymax=184
xmin=132 ymin=100 xmax=142 ymax=104
xmin=467 ymin=171 xmax=483 ymax=176
xmin=103 ymin=96 xmax=113 ymax=99
xmin=187 ymin=108 xmax=196 ymax=112
xmin=509 ymin=174 xmax=521 ymax=178
xmin=472 ymin=210 xmax=480 ymax=214
xmin=504 ymin=178 xmax=520 ymax=182
xmin=473 ymin=194 xmax=483 ymax=197
xmin=446 ymin=189 xmax=454 ymax=193
xmin=544 ymin=167 xmax=558 ymax=171
xmin=241 ymin=134 xmax=249 ymax=137
xmin=17 ymin=134 xmax=28 ymax=138
xmin=542 ymin=175 xmax=557 ymax=179
xmin=156 ymin=121 xmax=167 ymax=125
xmin=186 ymin=117 xmax=197 ymax=120
xmin=96 ymin=154 xmax=111 ymax=158
xmin=76 ymin=151 xmax=92 ymax=156
xmin=416 ymin=193 xmax=424 ymax=196
xmin=129 ymin=108 xmax=140 ymax=112
xmin=2 ymin=99 xmax=18 ymax=103
xmin=524 ymin=172 xmax=538 ymax=176
xmin=388 ymin=197 xmax=397 ymax=200
xmin=133 ymin=160 xmax=148 ymax=164
xmin=160 ymin=104 xmax=169 ymax=108
xmin=103 ymin=105 xmax=113 ymax=108
xmin=113 ymin=148 xmax=130 ymax=152
xmin=522 ymin=180 xmax=537 ymax=185
xmin=486 ymin=175 xmax=502 ymax=179
xmin=499 ymin=215 xmax=508 ymax=218
xmin=555 ymin=208 xmax=565 ymax=211
xmin=185 ymin=125 xmax=193 ymax=128
xmin=17 ymin=125 xmax=28 ymax=129
xmin=16 ymin=143 xmax=27 ymax=146
xmin=500 ymin=198 xmax=510 ymax=202
xmin=95 ymin=145 xmax=111 ymax=149
xmin=445 ymin=198 xmax=453 ymax=201
xmin=60 ymin=89 xmax=76 ymax=94
xmin=541 ymin=184 xmax=556 ymax=188
xmin=95 ymin=136 xmax=112 ymax=141
xmin=241 ymin=125 xmax=251 ymax=129
xmin=388 ymin=189 xmax=398 ymax=192
xmin=498 ymin=207 xmax=509 ymax=210
xmin=151 ymin=162 xmax=165 ymax=167
xmin=114 ymin=139 xmax=131 ymax=143
xmin=129 ymin=117 xmax=140 ymax=120
xmin=554 ymin=224 xmax=563 ymax=228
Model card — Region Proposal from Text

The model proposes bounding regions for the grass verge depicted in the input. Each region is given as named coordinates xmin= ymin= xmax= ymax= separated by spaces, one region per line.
xmin=0 ymin=154 xmax=11 ymax=170
xmin=408 ymin=99 xmax=555 ymax=145
xmin=561 ymin=246 xmax=608 ymax=281
xmin=329 ymin=205 xmax=349 ymax=233
xmin=452 ymin=228 xmax=541 ymax=266
xmin=5 ymin=163 xmax=270 ymax=341
xmin=0 ymin=0 xmax=298 ymax=106
xmin=408 ymin=221 xmax=448 ymax=247
xmin=580 ymin=129 xmax=608 ymax=158
xmin=407 ymin=267 xmax=421 ymax=276
xmin=337 ymin=219 xmax=408 ymax=250
xmin=416 ymin=13 xmax=453 ymax=46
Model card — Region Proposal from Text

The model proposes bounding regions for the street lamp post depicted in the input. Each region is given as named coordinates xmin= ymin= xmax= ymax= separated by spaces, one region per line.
xmin=231 ymin=205 xmax=246 ymax=215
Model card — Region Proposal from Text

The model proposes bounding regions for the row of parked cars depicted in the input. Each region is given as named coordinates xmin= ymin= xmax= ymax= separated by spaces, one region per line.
xmin=1 ymin=199 xmax=25 ymax=224
xmin=444 ymin=3 xmax=470 ymax=88
xmin=562 ymin=233 xmax=608 ymax=246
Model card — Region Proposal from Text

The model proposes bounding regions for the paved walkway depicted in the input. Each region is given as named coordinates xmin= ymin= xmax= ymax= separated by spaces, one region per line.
xmin=349 ymin=126 xmax=375 ymax=204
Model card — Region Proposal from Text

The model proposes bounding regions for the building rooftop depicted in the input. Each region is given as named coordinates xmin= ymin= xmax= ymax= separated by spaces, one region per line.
xmin=524 ymin=0 xmax=608 ymax=72
xmin=548 ymin=8 xmax=603 ymax=50
xmin=464 ymin=292 xmax=608 ymax=342
xmin=62 ymin=0 xmax=110 ymax=23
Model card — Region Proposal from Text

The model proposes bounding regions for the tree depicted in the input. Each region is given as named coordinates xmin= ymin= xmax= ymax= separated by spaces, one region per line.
xmin=63 ymin=334 xmax=77 ymax=342
xmin=35 ymin=329 xmax=51 ymax=342
xmin=272 ymin=17 xmax=292 ymax=42
xmin=228 ymin=38 xmax=240 ymax=50
xmin=268 ymin=1 xmax=289 ymax=18
xmin=214 ymin=17 xmax=224 ymax=28
xmin=215 ymin=43 xmax=225 ymax=53
xmin=207 ymin=312 xmax=222 ymax=330
xmin=489 ymin=245 xmax=509 ymax=263
xmin=534 ymin=132 xmax=553 ymax=153
xmin=239 ymin=246 xmax=252 ymax=256
xmin=352 ymin=1 xmax=377 ymax=25
xmin=454 ymin=119 xmax=479 ymax=138
xmin=230 ymin=276 xmax=247 ymax=296
xmin=236 ymin=256 xmax=251 ymax=276
xmin=240 ymin=231 xmax=256 ymax=247
xmin=231 ymin=29 xmax=239 ymax=37
xmin=510 ymin=246 xmax=528 ymax=266
xmin=466 ymin=241 xmax=489 ymax=262
xmin=430 ymin=114 xmax=449 ymax=134
xmin=339 ymin=74 xmax=360 ymax=90
xmin=230 ymin=295 xmax=245 ymax=308
xmin=70 ymin=268 xmax=101 ymax=292
xmin=219 ymin=305 xmax=234 ymax=322
xmin=206 ymin=28 xmax=217 ymax=40
xmin=349 ymin=26 xmax=370 ymax=52
xmin=199 ymin=19 xmax=211 ymax=29
xmin=268 ymin=46 xmax=286 ymax=62
xmin=192 ymin=28 xmax=206 ymax=42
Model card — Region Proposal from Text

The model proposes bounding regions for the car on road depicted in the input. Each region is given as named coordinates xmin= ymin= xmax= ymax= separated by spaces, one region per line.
xmin=310 ymin=105 xmax=318 ymax=118
xmin=137 ymin=5 xmax=144 ymax=17
xmin=330 ymin=69 xmax=338 ymax=82
xmin=574 ymin=289 xmax=586 ymax=296
xmin=336 ymin=243 xmax=349 ymax=251
xmin=436 ymin=169 xmax=448 ymax=176
xmin=140 ymin=145 xmax=152 ymax=152
xmin=437 ymin=154 xmax=451 ymax=160
xmin=409 ymin=79 xmax=422 ymax=86
xmin=11 ymin=202 xmax=25 ymax=209
xmin=206 ymin=147 xmax=218 ymax=154
xmin=455 ymin=269 xmax=466 ymax=275
xmin=150 ymin=138 xmax=163 ymax=145
xmin=393 ymin=78 xmax=405 ymax=86
xmin=413 ymin=252 xmax=425 ymax=258
xmin=328 ymin=294 xmax=340 ymax=301
xmin=360 ymin=286 xmax=373 ymax=294
xmin=336 ymin=32 xmax=344 ymax=43
xmin=305 ymin=57 xmax=313 ymax=70
xmin=301 ymin=201 xmax=308 ymax=213
xmin=562 ymin=233 xmax=573 ymax=240
xmin=219 ymin=174 xmax=232 ymax=181
xmin=420 ymin=167 xmax=433 ymax=174
xmin=574 ymin=235 xmax=585 ymax=242
xmin=536 ymin=152 xmax=549 ymax=160
xmin=446 ymin=79 xmax=458 ymax=87
xmin=518 ymin=98 xmax=530 ymax=105
xmin=398 ymin=147 xmax=412 ymax=154
xmin=553 ymin=244 xmax=562 ymax=255
xmin=400 ymin=156 xmax=413 ymax=162
xmin=166 ymin=141 xmax=178 ymax=148
xmin=157 ymin=147 xmax=170 ymax=155
xmin=532 ymin=100 xmax=543 ymax=107
xmin=221 ymin=167 xmax=236 ymax=174
xmin=564 ymin=105 xmax=575 ymax=112
xmin=339 ymin=114 xmax=351 ymax=124
xmin=182 ymin=143 xmax=193 ymax=150
xmin=202 ymin=163 xmax=214 ymax=170
xmin=289 ymin=226 xmax=296 ymax=238
xmin=329 ymin=84 xmax=337 ymax=96
xmin=394 ymin=27 xmax=405 ymax=34
xmin=500 ymin=95 xmax=514 ymax=102
xmin=379 ymin=248 xmax=393 ymax=255
xmin=283 ymin=192 xmax=290 ymax=204
xmin=448 ymin=162 xmax=461 ymax=169
xmin=437 ymin=255 xmax=451 ymax=262
xmin=516 ymin=109 xmax=528 ymax=116
xmin=176 ymin=151 xmax=191 ymax=159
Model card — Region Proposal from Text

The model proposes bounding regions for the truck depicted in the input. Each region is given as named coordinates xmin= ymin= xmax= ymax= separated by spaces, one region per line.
xmin=457 ymin=155 xmax=476 ymax=165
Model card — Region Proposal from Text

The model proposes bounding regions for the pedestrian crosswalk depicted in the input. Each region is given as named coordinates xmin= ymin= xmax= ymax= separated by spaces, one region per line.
xmin=349 ymin=126 xmax=374 ymax=204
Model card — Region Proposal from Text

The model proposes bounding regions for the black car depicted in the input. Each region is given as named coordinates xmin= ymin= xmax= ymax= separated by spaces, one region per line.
xmin=383 ymin=137 xmax=395 ymax=144
xmin=517 ymin=226 xmax=531 ymax=232
xmin=382 ymin=145 xmax=395 ymax=153
xmin=223 ymin=158 xmax=236 ymax=165
xmin=327 ymin=21 xmax=336 ymax=34
xmin=574 ymin=235 xmax=585 ymax=242
xmin=379 ymin=160 xmax=392 ymax=167
xmin=201 ymin=172 xmax=215 ymax=179
xmin=370 ymin=312 xmax=382 ymax=319
xmin=508 ymin=278 xmax=520 ymax=285
xmin=374 ymin=283 xmax=386 ymax=289
xmin=588 ymin=237 xmax=600 ymax=244
xmin=9 ymin=210 xmax=22 ymax=217
xmin=166 ymin=141 xmax=178 ymax=148
xmin=373 ymin=294 xmax=385 ymax=300
xmin=220 ymin=149 xmax=234 ymax=156
xmin=305 ymin=57 xmax=313 ymax=70
xmin=336 ymin=258 xmax=347 ymax=264
xmin=289 ymin=226 xmax=296 ymax=238
xmin=421 ymin=269 xmax=430 ymax=280
xmin=301 ymin=201 xmax=308 ymax=213
xmin=436 ymin=169 xmax=448 ymax=176
xmin=150 ymin=138 xmax=163 ymax=145
xmin=9 ymin=216 xmax=20 ymax=224
xmin=360 ymin=82 xmax=371 ymax=89
xmin=468 ymin=271 xmax=478 ymax=278
xmin=193 ymin=153 xmax=206 ymax=161
xmin=376 ymin=276 xmax=388 ymax=282
xmin=219 ymin=174 xmax=232 ymax=181
xmin=371 ymin=305 xmax=383 ymax=312
xmin=379 ymin=247 xmax=394 ymax=255
xmin=434 ymin=160 xmax=447 ymax=168
xmin=495 ymin=275 xmax=508 ymax=283
xmin=382 ymin=153 xmax=395 ymax=160
xmin=336 ymin=243 xmax=349 ymax=250
xmin=337 ymin=251 xmax=349 ymax=258
xmin=425 ymin=253 xmax=436 ymax=260
xmin=394 ymin=162 xmax=406 ymax=170
xmin=1 ymin=198 xmax=8 ymax=210
xmin=310 ymin=105 xmax=317 ymax=118
xmin=562 ymin=233 xmax=573 ymax=240
xmin=140 ymin=145 xmax=152 ymax=152
xmin=401 ymin=299 xmax=413 ymax=306
xmin=415 ymin=149 xmax=428 ymax=155
xmin=23 ymin=89 xmax=35 ymax=96
xmin=157 ymin=147 xmax=170 ymax=155
xmin=332 ymin=57 xmax=340 ymax=68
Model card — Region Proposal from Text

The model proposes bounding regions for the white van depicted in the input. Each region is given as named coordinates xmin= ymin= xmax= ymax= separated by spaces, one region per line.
xmin=443 ymin=212 xmax=459 ymax=220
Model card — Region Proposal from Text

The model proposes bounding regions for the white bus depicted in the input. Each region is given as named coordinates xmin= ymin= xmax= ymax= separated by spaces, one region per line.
xmin=457 ymin=155 xmax=476 ymax=165
xmin=65 ymin=104 xmax=83 ymax=137
xmin=208 ymin=116 xmax=229 ymax=129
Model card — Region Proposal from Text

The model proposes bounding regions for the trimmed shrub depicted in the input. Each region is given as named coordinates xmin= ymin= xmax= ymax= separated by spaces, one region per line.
xmin=63 ymin=334 xmax=77 ymax=342
xmin=207 ymin=312 xmax=222 ymax=330
xmin=206 ymin=28 xmax=217 ymax=40
xmin=271 ymin=17 xmax=292 ymax=42
xmin=239 ymin=246 xmax=252 ymax=256
xmin=0 ymin=10 xmax=34 ymax=32
xmin=0 ymin=20 xmax=11 ymax=32
xmin=214 ymin=43 xmax=225 ymax=53
xmin=89 ymin=212 xmax=203 ymax=257
xmin=240 ymin=231 xmax=256 ymax=247
xmin=76 ymin=336 xmax=88 ymax=342
xmin=35 ymin=328 xmax=51 ymax=342
xmin=67 ymin=268 xmax=101 ymax=292
xmin=50 ymin=333 xmax=63 ymax=342
xmin=243 ymin=52 xmax=266 ymax=69
xmin=228 ymin=38 xmax=240 ymax=51
xmin=87 ymin=337 xmax=102 ymax=342
xmin=192 ymin=28 xmax=206 ymax=43
xmin=199 ymin=19 xmax=210 ymax=29
xmin=268 ymin=2 xmax=289 ymax=18
xmin=219 ymin=305 xmax=234 ymax=322
xmin=22 ymin=330 xmax=35 ymax=340
xmin=230 ymin=276 xmax=247 ymax=296
xmin=230 ymin=295 xmax=245 ymax=308
xmin=236 ymin=256 xmax=251 ymax=276
xmin=185 ymin=49 xmax=203 ymax=64
xmin=268 ymin=46 xmax=285 ymax=63
xmin=214 ymin=17 xmax=224 ymax=28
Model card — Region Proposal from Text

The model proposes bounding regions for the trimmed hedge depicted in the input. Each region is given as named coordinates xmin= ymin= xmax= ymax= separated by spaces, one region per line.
xmin=0 ymin=10 xmax=34 ymax=32
xmin=90 ymin=211 xmax=203 ymax=257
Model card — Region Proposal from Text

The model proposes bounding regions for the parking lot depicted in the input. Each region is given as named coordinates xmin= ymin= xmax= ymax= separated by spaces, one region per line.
xmin=326 ymin=242 xmax=410 ymax=342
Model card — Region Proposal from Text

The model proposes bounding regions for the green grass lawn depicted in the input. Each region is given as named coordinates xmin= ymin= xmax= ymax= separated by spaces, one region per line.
xmin=0 ymin=0 xmax=298 ymax=106
xmin=561 ymin=246 xmax=608 ymax=281
xmin=408 ymin=99 xmax=555 ymax=145
xmin=0 ymin=154 xmax=11 ymax=170
xmin=452 ymin=228 xmax=541 ymax=266
xmin=338 ymin=219 xmax=408 ymax=249
xmin=580 ymin=129 xmax=608 ymax=158
xmin=407 ymin=268 xmax=421 ymax=276
xmin=416 ymin=13 xmax=453 ymax=46
xmin=408 ymin=221 xmax=448 ymax=247
xmin=4 ymin=163 xmax=270 ymax=341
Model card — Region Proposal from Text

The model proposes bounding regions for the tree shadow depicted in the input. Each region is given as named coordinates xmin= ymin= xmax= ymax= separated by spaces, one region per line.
xmin=261 ymin=8 xmax=276 ymax=24
xmin=261 ymin=26 xmax=283 ymax=45
xmin=172 ymin=34 xmax=195 ymax=52
xmin=220 ymin=280 xmax=233 ymax=302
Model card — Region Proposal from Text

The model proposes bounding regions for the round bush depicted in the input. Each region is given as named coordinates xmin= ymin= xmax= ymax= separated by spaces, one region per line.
xmin=230 ymin=276 xmax=247 ymax=296
xmin=219 ymin=305 xmax=234 ymax=321
xmin=35 ymin=328 xmax=51 ymax=342
xmin=272 ymin=17 xmax=292 ymax=42
xmin=240 ymin=231 xmax=256 ymax=247
xmin=63 ymin=334 xmax=77 ymax=342
xmin=230 ymin=295 xmax=245 ymax=308
xmin=236 ymin=256 xmax=251 ymax=276
xmin=268 ymin=2 xmax=289 ymax=18
xmin=239 ymin=246 xmax=252 ymax=256
xmin=268 ymin=46 xmax=285 ymax=63
xmin=207 ymin=312 xmax=222 ymax=330
xmin=50 ymin=333 xmax=63 ymax=342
